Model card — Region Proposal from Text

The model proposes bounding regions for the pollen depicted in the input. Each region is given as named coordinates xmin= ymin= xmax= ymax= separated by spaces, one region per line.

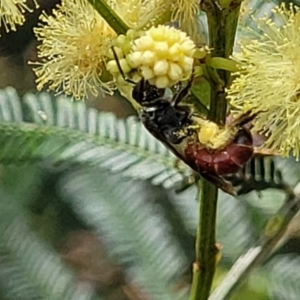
xmin=198 ymin=123 xmax=234 ymax=150
xmin=127 ymin=25 xmax=196 ymax=88
xmin=32 ymin=0 xmax=116 ymax=100
xmin=0 ymin=0 xmax=38 ymax=34
xmin=227 ymin=4 xmax=300 ymax=159
xmin=194 ymin=118 xmax=235 ymax=150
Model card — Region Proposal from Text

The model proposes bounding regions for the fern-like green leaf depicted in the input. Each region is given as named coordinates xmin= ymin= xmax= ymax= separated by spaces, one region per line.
xmin=0 ymin=87 xmax=192 ymax=190
xmin=58 ymin=168 xmax=189 ymax=300
xmin=264 ymin=254 xmax=300 ymax=300
xmin=225 ymin=155 xmax=291 ymax=196
xmin=0 ymin=191 xmax=103 ymax=300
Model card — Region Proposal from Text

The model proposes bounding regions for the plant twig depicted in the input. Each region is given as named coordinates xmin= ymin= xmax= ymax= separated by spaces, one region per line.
xmin=189 ymin=1 xmax=242 ymax=299
xmin=208 ymin=183 xmax=300 ymax=300
xmin=87 ymin=0 xmax=129 ymax=35
xmin=190 ymin=181 xmax=219 ymax=300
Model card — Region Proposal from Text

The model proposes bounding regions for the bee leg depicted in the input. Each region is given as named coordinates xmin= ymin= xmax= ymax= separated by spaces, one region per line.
xmin=253 ymin=148 xmax=281 ymax=156
xmin=201 ymin=173 xmax=236 ymax=196
xmin=172 ymin=73 xmax=195 ymax=107
xmin=230 ymin=109 xmax=268 ymax=128
xmin=229 ymin=111 xmax=257 ymax=128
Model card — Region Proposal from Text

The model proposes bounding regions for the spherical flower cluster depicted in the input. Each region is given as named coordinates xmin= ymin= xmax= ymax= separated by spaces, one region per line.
xmin=227 ymin=4 xmax=300 ymax=158
xmin=127 ymin=25 xmax=196 ymax=88
xmin=33 ymin=0 xmax=116 ymax=100
xmin=0 ymin=0 xmax=38 ymax=35
xmin=106 ymin=29 xmax=142 ymax=84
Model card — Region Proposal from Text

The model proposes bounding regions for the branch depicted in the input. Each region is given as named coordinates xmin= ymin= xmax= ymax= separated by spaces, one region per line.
xmin=189 ymin=1 xmax=242 ymax=299
xmin=87 ymin=0 xmax=129 ymax=35
xmin=208 ymin=183 xmax=300 ymax=300
xmin=190 ymin=181 xmax=219 ymax=300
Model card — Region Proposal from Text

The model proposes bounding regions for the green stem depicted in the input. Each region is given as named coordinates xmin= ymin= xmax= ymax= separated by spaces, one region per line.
xmin=203 ymin=0 xmax=242 ymax=122
xmin=190 ymin=1 xmax=242 ymax=300
xmin=190 ymin=180 xmax=219 ymax=300
xmin=87 ymin=0 xmax=129 ymax=35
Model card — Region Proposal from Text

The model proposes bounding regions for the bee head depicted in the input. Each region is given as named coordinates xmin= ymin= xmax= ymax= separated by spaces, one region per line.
xmin=132 ymin=79 xmax=165 ymax=106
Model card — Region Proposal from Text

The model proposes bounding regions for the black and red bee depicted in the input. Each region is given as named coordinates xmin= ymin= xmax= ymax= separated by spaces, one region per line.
xmin=111 ymin=47 xmax=255 ymax=194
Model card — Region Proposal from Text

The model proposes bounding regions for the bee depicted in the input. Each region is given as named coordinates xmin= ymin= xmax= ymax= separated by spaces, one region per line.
xmin=111 ymin=47 xmax=255 ymax=194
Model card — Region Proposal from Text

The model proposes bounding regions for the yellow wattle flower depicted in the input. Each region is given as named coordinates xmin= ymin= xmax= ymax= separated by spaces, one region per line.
xmin=32 ymin=0 xmax=168 ymax=100
xmin=0 ymin=0 xmax=38 ymax=34
xmin=32 ymin=0 xmax=116 ymax=100
xmin=227 ymin=4 xmax=300 ymax=158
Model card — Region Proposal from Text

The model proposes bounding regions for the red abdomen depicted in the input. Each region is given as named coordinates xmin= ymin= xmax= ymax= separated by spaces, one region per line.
xmin=184 ymin=128 xmax=253 ymax=175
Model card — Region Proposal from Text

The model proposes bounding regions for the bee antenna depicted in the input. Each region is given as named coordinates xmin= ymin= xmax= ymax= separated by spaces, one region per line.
xmin=111 ymin=47 xmax=136 ymax=85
